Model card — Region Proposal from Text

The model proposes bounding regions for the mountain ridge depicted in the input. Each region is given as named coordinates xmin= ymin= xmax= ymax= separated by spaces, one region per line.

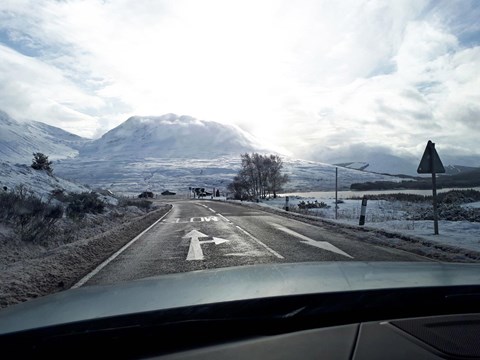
xmin=0 ymin=110 xmax=89 ymax=163
xmin=80 ymin=114 xmax=271 ymax=159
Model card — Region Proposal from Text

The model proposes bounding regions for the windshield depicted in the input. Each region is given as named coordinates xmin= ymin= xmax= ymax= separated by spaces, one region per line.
xmin=0 ymin=0 xmax=479 ymax=312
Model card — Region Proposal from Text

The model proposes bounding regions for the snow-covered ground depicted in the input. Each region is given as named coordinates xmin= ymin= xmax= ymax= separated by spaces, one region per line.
xmin=0 ymin=161 xmax=89 ymax=199
xmin=355 ymin=220 xmax=480 ymax=253
xmin=55 ymin=156 xmax=403 ymax=195
xmin=462 ymin=201 xmax=480 ymax=209
xmin=254 ymin=192 xmax=480 ymax=254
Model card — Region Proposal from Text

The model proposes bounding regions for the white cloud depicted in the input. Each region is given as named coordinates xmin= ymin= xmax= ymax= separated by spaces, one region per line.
xmin=0 ymin=0 xmax=479 ymax=164
xmin=0 ymin=44 xmax=103 ymax=136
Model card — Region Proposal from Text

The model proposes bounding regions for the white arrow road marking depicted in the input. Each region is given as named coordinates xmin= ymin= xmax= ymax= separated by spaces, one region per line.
xmin=276 ymin=226 xmax=353 ymax=259
xmin=183 ymin=230 xmax=230 ymax=261
xmin=210 ymin=237 xmax=229 ymax=245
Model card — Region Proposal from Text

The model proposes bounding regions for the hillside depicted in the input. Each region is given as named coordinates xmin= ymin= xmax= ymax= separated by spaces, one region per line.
xmin=55 ymin=155 xmax=403 ymax=195
xmin=351 ymin=168 xmax=480 ymax=191
xmin=0 ymin=161 xmax=89 ymax=199
xmin=0 ymin=110 xmax=89 ymax=163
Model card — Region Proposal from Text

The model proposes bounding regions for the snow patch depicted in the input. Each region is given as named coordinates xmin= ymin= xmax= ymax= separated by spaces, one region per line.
xmin=252 ymin=192 xmax=480 ymax=257
xmin=0 ymin=161 xmax=89 ymax=199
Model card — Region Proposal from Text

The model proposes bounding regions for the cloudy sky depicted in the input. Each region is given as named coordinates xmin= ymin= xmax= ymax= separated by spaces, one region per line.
xmin=1 ymin=0 xmax=479 ymax=166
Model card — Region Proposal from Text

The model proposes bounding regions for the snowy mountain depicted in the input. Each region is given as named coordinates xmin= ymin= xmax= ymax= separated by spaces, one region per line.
xmin=0 ymin=110 xmax=89 ymax=163
xmin=334 ymin=162 xmax=370 ymax=171
xmin=80 ymin=114 xmax=269 ymax=159
xmin=0 ymin=111 xmax=403 ymax=194
xmin=51 ymin=113 xmax=402 ymax=193
xmin=444 ymin=165 xmax=479 ymax=175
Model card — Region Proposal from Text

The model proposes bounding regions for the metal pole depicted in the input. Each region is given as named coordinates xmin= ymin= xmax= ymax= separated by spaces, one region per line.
xmin=432 ymin=173 xmax=439 ymax=235
xmin=430 ymin=144 xmax=439 ymax=235
xmin=359 ymin=196 xmax=367 ymax=226
xmin=335 ymin=167 xmax=338 ymax=220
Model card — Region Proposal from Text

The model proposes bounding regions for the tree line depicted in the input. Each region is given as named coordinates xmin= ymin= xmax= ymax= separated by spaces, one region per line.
xmin=227 ymin=153 xmax=289 ymax=200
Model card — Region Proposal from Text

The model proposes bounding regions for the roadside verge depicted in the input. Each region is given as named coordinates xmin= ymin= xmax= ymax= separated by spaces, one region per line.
xmin=0 ymin=205 xmax=172 ymax=309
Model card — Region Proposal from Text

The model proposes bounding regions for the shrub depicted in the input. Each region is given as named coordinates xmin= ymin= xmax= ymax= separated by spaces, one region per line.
xmin=298 ymin=200 xmax=330 ymax=209
xmin=66 ymin=192 xmax=105 ymax=218
xmin=31 ymin=152 xmax=53 ymax=174
xmin=118 ymin=198 xmax=152 ymax=211
xmin=0 ymin=186 xmax=63 ymax=242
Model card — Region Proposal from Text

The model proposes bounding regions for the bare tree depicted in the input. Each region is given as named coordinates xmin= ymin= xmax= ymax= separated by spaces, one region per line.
xmin=267 ymin=154 xmax=289 ymax=198
xmin=228 ymin=153 xmax=289 ymax=200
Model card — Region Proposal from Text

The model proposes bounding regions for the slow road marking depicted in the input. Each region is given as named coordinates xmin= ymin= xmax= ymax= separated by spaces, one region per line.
xmin=164 ymin=216 xmax=219 ymax=224
xmin=276 ymin=226 xmax=353 ymax=259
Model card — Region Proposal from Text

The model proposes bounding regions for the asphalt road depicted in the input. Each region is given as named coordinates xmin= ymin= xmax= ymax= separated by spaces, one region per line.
xmin=84 ymin=200 xmax=427 ymax=286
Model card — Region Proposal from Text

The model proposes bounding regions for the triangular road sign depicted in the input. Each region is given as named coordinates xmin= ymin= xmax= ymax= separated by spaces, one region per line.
xmin=417 ymin=140 xmax=445 ymax=174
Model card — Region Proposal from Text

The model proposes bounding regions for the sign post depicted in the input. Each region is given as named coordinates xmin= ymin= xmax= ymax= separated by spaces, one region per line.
xmin=417 ymin=140 xmax=445 ymax=235
xmin=359 ymin=196 xmax=367 ymax=226
xmin=335 ymin=167 xmax=338 ymax=220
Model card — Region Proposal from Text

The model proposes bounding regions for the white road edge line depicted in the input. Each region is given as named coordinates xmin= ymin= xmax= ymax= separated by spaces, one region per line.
xmin=217 ymin=213 xmax=231 ymax=223
xmin=71 ymin=206 xmax=174 ymax=289
xmin=207 ymin=207 xmax=216 ymax=213
xmin=235 ymin=225 xmax=284 ymax=259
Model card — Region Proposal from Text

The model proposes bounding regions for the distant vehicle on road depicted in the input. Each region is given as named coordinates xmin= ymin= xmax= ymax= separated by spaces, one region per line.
xmin=161 ymin=190 xmax=176 ymax=196
xmin=138 ymin=191 xmax=154 ymax=198
xmin=192 ymin=187 xmax=212 ymax=198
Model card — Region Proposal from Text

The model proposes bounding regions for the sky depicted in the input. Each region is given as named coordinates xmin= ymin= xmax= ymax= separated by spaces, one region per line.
xmin=0 ymin=0 xmax=479 ymax=167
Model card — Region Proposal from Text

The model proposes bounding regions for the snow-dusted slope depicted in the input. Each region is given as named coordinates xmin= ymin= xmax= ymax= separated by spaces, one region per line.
xmin=55 ymin=155 xmax=402 ymax=195
xmin=334 ymin=162 xmax=370 ymax=171
xmin=0 ymin=162 xmax=89 ymax=199
xmin=0 ymin=110 xmax=89 ymax=164
xmin=335 ymin=155 xmax=418 ymax=176
xmin=80 ymin=114 xmax=269 ymax=159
